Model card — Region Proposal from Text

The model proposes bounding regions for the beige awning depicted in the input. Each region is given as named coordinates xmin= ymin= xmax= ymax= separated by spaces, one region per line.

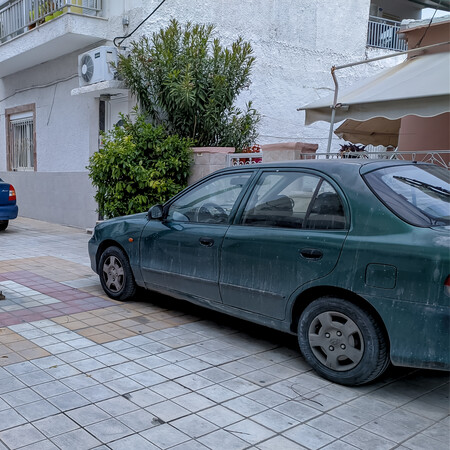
xmin=334 ymin=118 xmax=401 ymax=146
xmin=299 ymin=52 xmax=450 ymax=126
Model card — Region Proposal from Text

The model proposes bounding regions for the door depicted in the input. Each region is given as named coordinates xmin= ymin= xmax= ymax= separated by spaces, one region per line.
xmin=140 ymin=172 xmax=253 ymax=302
xmin=220 ymin=170 xmax=349 ymax=319
xmin=106 ymin=95 xmax=130 ymax=130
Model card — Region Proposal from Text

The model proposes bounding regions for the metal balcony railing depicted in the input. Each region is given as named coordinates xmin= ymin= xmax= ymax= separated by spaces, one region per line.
xmin=367 ymin=15 xmax=407 ymax=51
xmin=228 ymin=150 xmax=450 ymax=169
xmin=0 ymin=0 xmax=102 ymax=43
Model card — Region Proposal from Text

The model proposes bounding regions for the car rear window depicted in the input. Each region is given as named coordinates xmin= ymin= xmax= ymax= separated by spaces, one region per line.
xmin=364 ymin=164 xmax=450 ymax=227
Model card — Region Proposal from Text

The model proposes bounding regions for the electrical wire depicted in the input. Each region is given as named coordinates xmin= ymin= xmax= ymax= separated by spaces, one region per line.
xmin=0 ymin=74 xmax=78 ymax=105
xmin=415 ymin=2 xmax=441 ymax=48
xmin=47 ymin=83 xmax=58 ymax=126
xmin=113 ymin=0 xmax=168 ymax=48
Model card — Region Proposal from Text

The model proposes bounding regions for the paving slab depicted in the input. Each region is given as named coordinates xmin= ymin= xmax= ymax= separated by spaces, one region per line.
xmin=0 ymin=217 xmax=448 ymax=450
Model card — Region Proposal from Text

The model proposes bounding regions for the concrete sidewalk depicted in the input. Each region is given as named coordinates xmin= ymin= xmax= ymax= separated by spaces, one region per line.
xmin=0 ymin=217 xmax=448 ymax=450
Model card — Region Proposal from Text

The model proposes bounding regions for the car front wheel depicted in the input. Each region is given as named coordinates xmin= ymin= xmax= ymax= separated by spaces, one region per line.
xmin=98 ymin=246 xmax=136 ymax=301
xmin=298 ymin=297 xmax=389 ymax=386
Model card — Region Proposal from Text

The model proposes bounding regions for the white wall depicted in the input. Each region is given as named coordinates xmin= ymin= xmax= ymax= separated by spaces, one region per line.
xmin=0 ymin=171 xmax=98 ymax=228
xmin=102 ymin=0 xmax=403 ymax=153
xmin=0 ymin=49 xmax=101 ymax=172
xmin=0 ymin=0 xmax=408 ymax=227
xmin=0 ymin=48 xmax=103 ymax=227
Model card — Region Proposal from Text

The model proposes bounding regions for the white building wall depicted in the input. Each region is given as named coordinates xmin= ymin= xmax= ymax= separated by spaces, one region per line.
xmin=102 ymin=0 xmax=401 ymax=152
xmin=0 ymin=50 xmax=102 ymax=227
xmin=0 ymin=0 xmax=410 ymax=228
xmin=0 ymin=51 xmax=99 ymax=172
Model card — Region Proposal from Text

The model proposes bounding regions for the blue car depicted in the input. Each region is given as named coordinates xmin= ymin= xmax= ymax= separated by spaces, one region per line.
xmin=0 ymin=178 xmax=18 ymax=231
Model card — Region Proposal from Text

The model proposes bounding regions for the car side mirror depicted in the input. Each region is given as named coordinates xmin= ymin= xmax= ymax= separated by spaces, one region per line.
xmin=148 ymin=204 xmax=163 ymax=220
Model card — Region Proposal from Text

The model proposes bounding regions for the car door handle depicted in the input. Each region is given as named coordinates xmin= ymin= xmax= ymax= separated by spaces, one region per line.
xmin=300 ymin=248 xmax=323 ymax=260
xmin=199 ymin=237 xmax=214 ymax=247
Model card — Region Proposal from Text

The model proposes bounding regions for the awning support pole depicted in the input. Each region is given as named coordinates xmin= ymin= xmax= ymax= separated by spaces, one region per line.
xmin=326 ymin=66 xmax=339 ymax=155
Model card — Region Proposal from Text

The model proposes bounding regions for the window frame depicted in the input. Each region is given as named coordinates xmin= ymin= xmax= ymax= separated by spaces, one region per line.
xmin=5 ymin=104 xmax=37 ymax=172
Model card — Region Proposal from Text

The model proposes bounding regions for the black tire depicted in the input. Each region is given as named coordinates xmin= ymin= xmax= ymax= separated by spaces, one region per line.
xmin=0 ymin=220 xmax=9 ymax=231
xmin=298 ymin=297 xmax=389 ymax=386
xmin=98 ymin=246 xmax=136 ymax=301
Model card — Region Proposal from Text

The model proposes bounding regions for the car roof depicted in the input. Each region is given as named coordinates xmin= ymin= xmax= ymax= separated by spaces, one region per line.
xmin=221 ymin=158 xmax=430 ymax=173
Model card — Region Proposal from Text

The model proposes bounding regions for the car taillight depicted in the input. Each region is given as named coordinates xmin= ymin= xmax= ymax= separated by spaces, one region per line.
xmin=8 ymin=185 xmax=16 ymax=201
xmin=445 ymin=275 xmax=450 ymax=297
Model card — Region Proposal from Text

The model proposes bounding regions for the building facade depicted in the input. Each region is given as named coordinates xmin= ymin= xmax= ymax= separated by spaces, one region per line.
xmin=0 ymin=0 xmax=439 ymax=228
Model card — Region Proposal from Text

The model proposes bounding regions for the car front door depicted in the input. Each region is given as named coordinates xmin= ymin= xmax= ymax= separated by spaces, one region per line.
xmin=140 ymin=171 xmax=253 ymax=303
xmin=220 ymin=169 xmax=349 ymax=319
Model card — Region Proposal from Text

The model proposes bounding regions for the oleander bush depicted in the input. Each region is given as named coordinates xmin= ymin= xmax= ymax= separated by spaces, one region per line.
xmin=116 ymin=19 xmax=260 ymax=150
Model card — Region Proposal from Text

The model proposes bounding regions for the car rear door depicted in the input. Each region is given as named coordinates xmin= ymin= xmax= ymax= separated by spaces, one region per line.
xmin=219 ymin=169 xmax=349 ymax=320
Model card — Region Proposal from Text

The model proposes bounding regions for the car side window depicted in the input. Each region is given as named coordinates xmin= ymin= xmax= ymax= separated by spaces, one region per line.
xmin=241 ymin=172 xmax=320 ymax=229
xmin=241 ymin=171 xmax=346 ymax=230
xmin=167 ymin=173 xmax=252 ymax=224
xmin=304 ymin=180 xmax=347 ymax=230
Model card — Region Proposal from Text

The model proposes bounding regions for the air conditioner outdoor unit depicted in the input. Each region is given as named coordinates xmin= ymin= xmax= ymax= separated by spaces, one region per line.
xmin=78 ymin=46 xmax=118 ymax=87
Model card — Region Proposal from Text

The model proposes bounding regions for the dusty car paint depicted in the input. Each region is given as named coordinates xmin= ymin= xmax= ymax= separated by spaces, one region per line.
xmin=89 ymin=160 xmax=450 ymax=379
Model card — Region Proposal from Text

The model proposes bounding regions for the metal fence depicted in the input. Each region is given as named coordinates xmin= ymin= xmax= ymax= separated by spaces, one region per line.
xmin=227 ymin=152 xmax=264 ymax=166
xmin=367 ymin=15 xmax=407 ymax=51
xmin=228 ymin=150 xmax=450 ymax=169
xmin=0 ymin=0 xmax=102 ymax=43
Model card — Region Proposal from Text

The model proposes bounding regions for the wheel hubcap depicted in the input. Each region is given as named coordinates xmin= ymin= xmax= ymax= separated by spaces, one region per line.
xmin=308 ymin=311 xmax=364 ymax=371
xmin=102 ymin=256 xmax=124 ymax=293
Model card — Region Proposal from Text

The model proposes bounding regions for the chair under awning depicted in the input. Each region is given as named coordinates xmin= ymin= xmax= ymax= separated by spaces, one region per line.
xmin=299 ymin=51 xmax=450 ymax=128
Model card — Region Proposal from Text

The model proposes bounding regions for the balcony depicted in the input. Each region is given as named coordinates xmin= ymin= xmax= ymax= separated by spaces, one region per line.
xmin=367 ymin=15 xmax=408 ymax=51
xmin=0 ymin=0 xmax=107 ymax=77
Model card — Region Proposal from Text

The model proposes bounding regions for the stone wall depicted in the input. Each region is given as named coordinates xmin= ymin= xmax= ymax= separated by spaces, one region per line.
xmin=189 ymin=147 xmax=235 ymax=184
xmin=188 ymin=142 xmax=319 ymax=184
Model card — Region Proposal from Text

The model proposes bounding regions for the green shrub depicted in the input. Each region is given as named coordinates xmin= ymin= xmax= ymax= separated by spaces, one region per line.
xmin=117 ymin=19 xmax=260 ymax=150
xmin=88 ymin=114 xmax=193 ymax=218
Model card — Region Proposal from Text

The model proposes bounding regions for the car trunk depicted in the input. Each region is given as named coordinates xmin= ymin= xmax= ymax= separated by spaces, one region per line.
xmin=0 ymin=181 xmax=12 ymax=206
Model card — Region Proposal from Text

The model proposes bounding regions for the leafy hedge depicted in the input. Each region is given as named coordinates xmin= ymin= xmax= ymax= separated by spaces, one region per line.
xmin=88 ymin=114 xmax=192 ymax=218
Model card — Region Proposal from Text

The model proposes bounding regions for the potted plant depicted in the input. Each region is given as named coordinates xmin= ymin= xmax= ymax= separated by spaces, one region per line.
xmin=43 ymin=1 xmax=54 ymax=22
xmin=339 ymin=143 xmax=366 ymax=158
xmin=53 ymin=0 xmax=63 ymax=18
xmin=28 ymin=1 xmax=37 ymax=29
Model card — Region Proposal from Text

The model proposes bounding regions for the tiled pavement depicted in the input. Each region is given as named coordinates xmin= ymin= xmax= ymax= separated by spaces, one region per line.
xmin=0 ymin=218 xmax=448 ymax=450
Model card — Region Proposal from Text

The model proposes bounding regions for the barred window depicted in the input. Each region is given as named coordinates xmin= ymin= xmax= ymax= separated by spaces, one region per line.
xmin=6 ymin=106 xmax=36 ymax=171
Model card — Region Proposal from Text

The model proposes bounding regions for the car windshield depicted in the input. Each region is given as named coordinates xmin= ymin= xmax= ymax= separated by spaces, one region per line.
xmin=364 ymin=164 xmax=450 ymax=227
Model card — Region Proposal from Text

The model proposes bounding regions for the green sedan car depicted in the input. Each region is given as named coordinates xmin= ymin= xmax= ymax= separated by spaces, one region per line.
xmin=89 ymin=160 xmax=450 ymax=385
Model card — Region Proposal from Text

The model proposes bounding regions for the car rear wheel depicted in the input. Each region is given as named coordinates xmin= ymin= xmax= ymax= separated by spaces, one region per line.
xmin=99 ymin=246 xmax=136 ymax=301
xmin=0 ymin=220 xmax=8 ymax=231
xmin=298 ymin=297 xmax=389 ymax=386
